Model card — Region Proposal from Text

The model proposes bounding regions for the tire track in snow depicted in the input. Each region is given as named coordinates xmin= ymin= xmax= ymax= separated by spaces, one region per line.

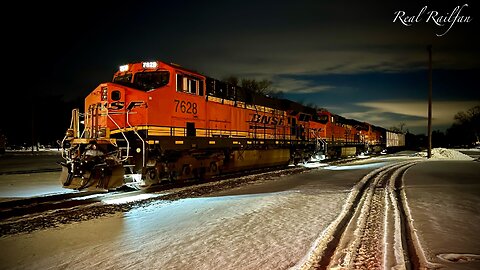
xmin=296 ymin=161 xmax=421 ymax=270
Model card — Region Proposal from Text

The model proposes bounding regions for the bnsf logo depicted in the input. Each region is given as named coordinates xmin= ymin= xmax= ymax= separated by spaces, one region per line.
xmin=250 ymin=114 xmax=284 ymax=126
xmin=97 ymin=101 xmax=146 ymax=111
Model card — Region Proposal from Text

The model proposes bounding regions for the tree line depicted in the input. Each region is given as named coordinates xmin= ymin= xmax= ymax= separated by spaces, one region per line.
xmin=393 ymin=105 xmax=480 ymax=149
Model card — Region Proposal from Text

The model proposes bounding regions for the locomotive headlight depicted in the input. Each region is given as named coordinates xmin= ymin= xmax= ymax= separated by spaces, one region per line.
xmin=119 ymin=64 xmax=129 ymax=72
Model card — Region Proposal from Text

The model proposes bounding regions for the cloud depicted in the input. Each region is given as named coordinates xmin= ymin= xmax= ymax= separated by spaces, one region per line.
xmin=342 ymin=100 xmax=479 ymax=133
xmin=272 ymin=77 xmax=334 ymax=93
xmin=186 ymin=39 xmax=477 ymax=83
xmin=180 ymin=16 xmax=478 ymax=80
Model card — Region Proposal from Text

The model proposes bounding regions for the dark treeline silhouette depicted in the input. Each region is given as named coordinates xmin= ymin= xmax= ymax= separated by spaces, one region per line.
xmin=404 ymin=105 xmax=480 ymax=150
xmin=223 ymin=76 xmax=284 ymax=99
xmin=1 ymin=95 xmax=83 ymax=148
xmin=445 ymin=105 xmax=480 ymax=148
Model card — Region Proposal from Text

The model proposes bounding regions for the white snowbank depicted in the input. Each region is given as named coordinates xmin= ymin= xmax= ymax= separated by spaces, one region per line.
xmin=415 ymin=148 xmax=474 ymax=160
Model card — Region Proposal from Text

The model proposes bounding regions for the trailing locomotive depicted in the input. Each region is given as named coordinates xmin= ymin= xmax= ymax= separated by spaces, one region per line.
xmin=59 ymin=60 xmax=405 ymax=191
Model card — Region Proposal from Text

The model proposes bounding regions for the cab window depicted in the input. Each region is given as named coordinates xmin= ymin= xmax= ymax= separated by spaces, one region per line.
xmin=318 ymin=115 xmax=328 ymax=124
xmin=177 ymin=74 xmax=202 ymax=95
xmin=133 ymin=71 xmax=169 ymax=91
xmin=113 ymin=73 xmax=133 ymax=86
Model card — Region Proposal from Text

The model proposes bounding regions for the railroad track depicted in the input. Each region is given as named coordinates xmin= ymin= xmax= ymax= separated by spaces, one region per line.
xmin=0 ymin=190 xmax=127 ymax=221
xmin=0 ymin=164 xmax=309 ymax=236
xmin=299 ymin=160 xmax=427 ymax=270
xmin=0 ymin=158 xmax=401 ymax=237
xmin=0 ymin=168 xmax=62 ymax=175
xmin=0 ymin=164 xmax=302 ymax=222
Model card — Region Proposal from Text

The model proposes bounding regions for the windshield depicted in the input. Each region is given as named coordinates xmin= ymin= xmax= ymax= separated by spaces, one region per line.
xmin=113 ymin=73 xmax=133 ymax=87
xmin=318 ymin=115 xmax=329 ymax=124
xmin=133 ymin=71 xmax=170 ymax=91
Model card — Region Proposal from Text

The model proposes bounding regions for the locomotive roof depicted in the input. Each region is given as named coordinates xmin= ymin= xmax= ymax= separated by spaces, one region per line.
xmin=114 ymin=61 xmax=397 ymax=131
xmin=115 ymin=61 xmax=205 ymax=77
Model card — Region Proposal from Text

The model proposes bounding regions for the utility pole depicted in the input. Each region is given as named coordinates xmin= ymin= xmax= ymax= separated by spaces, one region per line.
xmin=427 ymin=45 xmax=433 ymax=158
xmin=31 ymin=98 xmax=35 ymax=154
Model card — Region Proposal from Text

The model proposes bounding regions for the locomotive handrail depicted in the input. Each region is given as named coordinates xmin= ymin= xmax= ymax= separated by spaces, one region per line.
xmin=320 ymin=138 xmax=327 ymax=154
xmin=61 ymin=109 xmax=79 ymax=162
xmin=107 ymin=113 xmax=130 ymax=162
xmin=127 ymin=111 xmax=146 ymax=168
xmin=110 ymin=124 xmax=324 ymax=142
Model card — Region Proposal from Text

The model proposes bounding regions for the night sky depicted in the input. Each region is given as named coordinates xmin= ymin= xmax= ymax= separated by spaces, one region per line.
xmin=2 ymin=0 xmax=479 ymax=146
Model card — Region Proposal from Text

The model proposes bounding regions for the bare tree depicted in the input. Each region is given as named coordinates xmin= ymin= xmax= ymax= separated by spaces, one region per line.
xmin=455 ymin=105 xmax=479 ymax=143
xmin=240 ymin=78 xmax=273 ymax=94
xmin=223 ymin=75 xmax=239 ymax=86
xmin=390 ymin=122 xmax=406 ymax=133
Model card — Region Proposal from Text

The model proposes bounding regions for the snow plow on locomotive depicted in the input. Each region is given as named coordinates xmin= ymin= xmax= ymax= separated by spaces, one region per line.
xmin=59 ymin=60 xmax=405 ymax=191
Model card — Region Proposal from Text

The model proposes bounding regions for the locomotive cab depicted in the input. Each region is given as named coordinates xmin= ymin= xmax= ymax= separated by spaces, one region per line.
xmin=60 ymin=61 xmax=212 ymax=190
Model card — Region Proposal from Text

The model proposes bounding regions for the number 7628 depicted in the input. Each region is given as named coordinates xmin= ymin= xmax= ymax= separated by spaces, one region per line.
xmin=174 ymin=99 xmax=198 ymax=114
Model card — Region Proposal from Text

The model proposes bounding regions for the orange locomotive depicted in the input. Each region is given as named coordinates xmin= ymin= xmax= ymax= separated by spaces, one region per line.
xmin=60 ymin=60 xmax=404 ymax=191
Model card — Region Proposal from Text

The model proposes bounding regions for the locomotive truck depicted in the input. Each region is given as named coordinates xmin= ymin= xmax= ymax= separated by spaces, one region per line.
xmin=59 ymin=61 xmax=404 ymax=191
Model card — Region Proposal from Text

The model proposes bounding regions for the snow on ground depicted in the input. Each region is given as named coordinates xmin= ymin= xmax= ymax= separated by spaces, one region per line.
xmin=0 ymin=158 xmax=397 ymax=270
xmin=1 ymin=151 xmax=478 ymax=269
xmin=403 ymin=161 xmax=480 ymax=270
xmin=0 ymin=152 xmax=76 ymax=200
xmin=0 ymin=172 xmax=76 ymax=201
xmin=0 ymin=190 xmax=349 ymax=270
xmin=415 ymin=148 xmax=475 ymax=160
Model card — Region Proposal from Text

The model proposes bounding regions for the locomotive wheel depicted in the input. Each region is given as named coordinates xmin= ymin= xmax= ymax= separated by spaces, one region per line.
xmin=192 ymin=168 xmax=199 ymax=181
xmin=182 ymin=164 xmax=192 ymax=176
xmin=210 ymin=162 xmax=218 ymax=174
xmin=210 ymin=162 xmax=218 ymax=173
xmin=199 ymin=167 xmax=206 ymax=181
xmin=169 ymin=171 xmax=177 ymax=182
xmin=149 ymin=169 xmax=156 ymax=180
xmin=146 ymin=167 xmax=159 ymax=185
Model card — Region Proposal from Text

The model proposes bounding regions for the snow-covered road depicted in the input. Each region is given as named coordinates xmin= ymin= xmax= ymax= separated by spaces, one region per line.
xmin=0 ymin=157 xmax=398 ymax=270
xmin=403 ymin=160 xmax=480 ymax=270
xmin=0 ymin=150 xmax=479 ymax=270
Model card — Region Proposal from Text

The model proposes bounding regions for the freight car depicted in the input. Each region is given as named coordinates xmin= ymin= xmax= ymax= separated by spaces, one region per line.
xmin=59 ymin=60 xmax=404 ymax=191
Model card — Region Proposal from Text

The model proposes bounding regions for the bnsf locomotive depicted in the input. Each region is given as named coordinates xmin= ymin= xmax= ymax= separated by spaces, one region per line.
xmin=60 ymin=61 xmax=405 ymax=190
